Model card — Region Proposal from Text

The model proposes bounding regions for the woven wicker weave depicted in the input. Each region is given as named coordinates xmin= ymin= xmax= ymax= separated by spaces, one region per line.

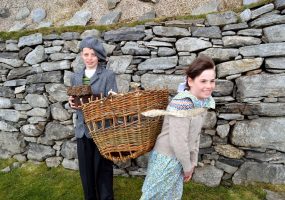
xmin=67 ymin=85 xmax=101 ymax=106
xmin=81 ymin=89 xmax=169 ymax=162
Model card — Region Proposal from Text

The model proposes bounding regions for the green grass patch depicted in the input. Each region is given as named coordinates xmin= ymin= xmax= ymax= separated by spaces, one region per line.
xmin=1 ymin=159 xmax=285 ymax=200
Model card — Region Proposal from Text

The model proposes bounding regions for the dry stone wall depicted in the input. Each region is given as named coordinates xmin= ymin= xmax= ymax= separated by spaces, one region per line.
xmin=1 ymin=1 xmax=285 ymax=186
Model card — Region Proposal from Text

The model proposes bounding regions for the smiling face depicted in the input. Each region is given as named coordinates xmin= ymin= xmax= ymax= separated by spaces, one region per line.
xmin=81 ymin=47 xmax=98 ymax=70
xmin=187 ymin=69 xmax=216 ymax=100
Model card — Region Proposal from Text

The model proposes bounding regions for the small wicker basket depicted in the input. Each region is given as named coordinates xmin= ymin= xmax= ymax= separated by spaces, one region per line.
xmin=81 ymin=89 xmax=169 ymax=162
xmin=67 ymin=85 xmax=101 ymax=106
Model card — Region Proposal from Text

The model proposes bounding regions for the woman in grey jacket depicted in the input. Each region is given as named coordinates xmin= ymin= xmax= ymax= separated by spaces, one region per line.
xmin=140 ymin=55 xmax=216 ymax=200
xmin=68 ymin=37 xmax=117 ymax=200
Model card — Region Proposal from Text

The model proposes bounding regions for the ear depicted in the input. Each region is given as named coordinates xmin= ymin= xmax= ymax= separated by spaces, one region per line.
xmin=187 ymin=77 xmax=194 ymax=88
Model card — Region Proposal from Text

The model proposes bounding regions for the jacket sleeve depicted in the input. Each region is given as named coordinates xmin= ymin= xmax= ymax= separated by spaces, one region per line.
xmin=169 ymin=116 xmax=192 ymax=173
xmin=106 ymin=71 xmax=118 ymax=94
xmin=70 ymin=74 xmax=75 ymax=87
xmin=190 ymin=134 xmax=200 ymax=167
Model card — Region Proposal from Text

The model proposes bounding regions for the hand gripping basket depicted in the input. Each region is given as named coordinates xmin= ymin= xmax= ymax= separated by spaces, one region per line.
xmin=81 ymin=89 xmax=169 ymax=162
xmin=67 ymin=85 xmax=101 ymax=107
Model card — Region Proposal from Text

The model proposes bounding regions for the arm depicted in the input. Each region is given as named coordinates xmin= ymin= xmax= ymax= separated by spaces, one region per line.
xmin=68 ymin=75 xmax=80 ymax=109
xmin=190 ymin=134 xmax=200 ymax=168
xmin=169 ymin=116 xmax=192 ymax=173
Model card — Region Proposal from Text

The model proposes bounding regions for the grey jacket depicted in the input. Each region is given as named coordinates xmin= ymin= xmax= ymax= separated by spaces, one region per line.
xmin=70 ymin=65 xmax=118 ymax=138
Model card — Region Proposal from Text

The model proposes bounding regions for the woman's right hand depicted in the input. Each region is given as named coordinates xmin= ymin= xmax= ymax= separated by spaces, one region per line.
xmin=183 ymin=167 xmax=195 ymax=183
xmin=68 ymin=96 xmax=80 ymax=109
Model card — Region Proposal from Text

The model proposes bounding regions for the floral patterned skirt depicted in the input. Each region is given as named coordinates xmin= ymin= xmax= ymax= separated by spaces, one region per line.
xmin=140 ymin=150 xmax=183 ymax=200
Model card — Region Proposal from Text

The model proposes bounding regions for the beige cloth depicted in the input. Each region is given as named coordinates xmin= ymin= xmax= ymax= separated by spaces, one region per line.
xmin=145 ymin=109 xmax=207 ymax=173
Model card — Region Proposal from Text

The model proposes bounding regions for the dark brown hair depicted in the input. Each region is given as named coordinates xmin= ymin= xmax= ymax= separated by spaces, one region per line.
xmin=184 ymin=54 xmax=215 ymax=90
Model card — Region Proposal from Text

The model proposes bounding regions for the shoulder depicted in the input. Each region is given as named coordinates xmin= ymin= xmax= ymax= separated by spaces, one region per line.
xmin=100 ymin=66 xmax=116 ymax=77
xmin=167 ymin=92 xmax=194 ymax=111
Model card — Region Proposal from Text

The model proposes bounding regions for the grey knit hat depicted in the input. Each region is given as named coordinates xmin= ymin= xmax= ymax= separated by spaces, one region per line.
xmin=79 ymin=37 xmax=106 ymax=62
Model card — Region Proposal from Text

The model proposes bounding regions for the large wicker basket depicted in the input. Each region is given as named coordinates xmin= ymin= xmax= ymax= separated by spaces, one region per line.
xmin=81 ymin=89 xmax=169 ymax=162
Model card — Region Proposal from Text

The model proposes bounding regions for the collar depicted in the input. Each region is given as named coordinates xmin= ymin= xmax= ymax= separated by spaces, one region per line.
xmin=173 ymin=91 xmax=215 ymax=109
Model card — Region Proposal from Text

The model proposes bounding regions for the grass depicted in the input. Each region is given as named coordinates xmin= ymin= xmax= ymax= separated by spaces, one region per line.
xmin=1 ymin=159 xmax=285 ymax=200
xmin=0 ymin=0 xmax=275 ymax=41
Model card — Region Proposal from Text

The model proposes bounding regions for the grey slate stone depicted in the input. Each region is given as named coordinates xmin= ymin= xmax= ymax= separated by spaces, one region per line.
xmin=192 ymin=26 xmax=221 ymax=38
xmin=141 ymin=74 xmax=184 ymax=92
xmin=121 ymin=42 xmax=150 ymax=55
xmin=265 ymin=57 xmax=285 ymax=69
xmin=251 ymin=3 xmax=274 ymax=19
xmin=237 ymin=28 xmax=262 ymax=36
xmin=64 ymin=10 xmax=91 ymax=26
xmin=236 ymin=73 xmax=285 ymax=99
xmin=199 ymin=48 xmax=239 ymax=62
xmin=240 ymin=9 xmax=251 ymax=22
xmin=98 ymin=11 xmax=122 ymax=25
xmin=213 ymin=79 xmax=234 ymax=96
xmin=104 ymin=26 xmax=145 ymax=42
xmin=116 ymin=74 xmax=131 ymax=93
xmin=0 ymin=132 xmax=25 ymax=155
xmin=0 ymin=86 xmax=14 ymax=98
xmin=223 ymin=22 xmax=248 ymax=31
xmin=206 ymin=11 xmax=238 ymax=26
xmin=263 ymin=24 xmax=285 ymax=42
xmin=62 ymin=158 xmax=79 ymax=170
xmin=232 ymin=162 xmax=285 ymax=184
xmin=27 ymin=143 xmax=55 ymax=161
xmin=232 ymin=117 xmax=285 ymax=152
xmin=107 ymin=55 xmax=133 ymax=74
xmin=0 ymin=58 xmax=24 ymax=68
xmin=240 ymin=42 xmax=285 ymax=57
xmin=275 ymin=0 xmax=285 ymax=10
xmin=45 ymin=122 xmax=74 ymax=140
xmin=45 ymin=83 xmax=68 ymax=102
xmin=192 ymin=165 xmax=224 ymax=187
xmin=153 ymin=26 xmax=190 ymax=37
xmin=27 ymin=71 xmax=62 ymax=83
xmin=138 ymin=56 xmax=178 ymax=70
xmin=216 ymin=58 xmax=263 ymax=78
xmin=176 ymin=37 xmax=212 ymax=52
xmin=25 ymin=94 xmax=49 ymax=108
xmin=0 ymin=97 xmax=12 ymax=109
xmin=0 ymin=109 xmax=20 ymax=122
xmin=222 ymin=36 xmax=261 ymax=47
xmin=25 ymin=45 xmax=46 ymax=65
xmin=60 ymin=32 xmax=80 ymax=40
xmin=243 ymin=103 xmax=285 ymax=117
xmin=51 ymin=102 xmax=72 ymax=121
xmin=61 ymin=141 xmax=77 ymax=159
xmin=157 ymin=47 xmax=176 ymax=56
xmin=80 ymin=29 xmax=101 ymax=39
xmin=18 ymin=33 xmax=43 ymax=48
xmin=250 ymin=14 xmax=285 ymax=27
xmin=20 ymin=124 xmax=44 ymax=137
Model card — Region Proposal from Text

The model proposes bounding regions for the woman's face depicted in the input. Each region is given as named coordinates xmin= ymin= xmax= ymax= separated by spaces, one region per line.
xmin=187 ymin=69 xmax=216 ymax=100
xmin=81 ymin=48 xmax=98 ymax=69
